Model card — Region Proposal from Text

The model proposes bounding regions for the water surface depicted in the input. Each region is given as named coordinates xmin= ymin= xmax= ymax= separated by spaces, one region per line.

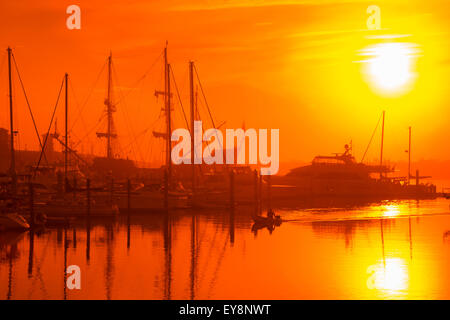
xmin=1 ymin=198 xmax=450 ymax=299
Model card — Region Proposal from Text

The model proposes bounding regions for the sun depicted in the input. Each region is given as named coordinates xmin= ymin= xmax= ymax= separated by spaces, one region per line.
xmin=360 ymin=42 xmax=419 ymax=95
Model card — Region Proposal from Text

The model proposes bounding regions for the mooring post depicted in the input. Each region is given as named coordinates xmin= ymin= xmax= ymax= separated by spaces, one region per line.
xmin=230 ymin=170 xmax=235 ymax=209
xmin=416 ymin=170 xmax=419 ymax=186
xmin=29 ymin=182 xmax=34 ymax=228
xmin=127 ymin=178 xmax=131 ymax=214
xmin=73 ymin=176 xmax=77 ymax=200
xmin=28 ymin=228 xmax=34 ymax=276
xmin=229 ymin=170 xmax=235 ymax=244
xmin=86 ymin=179 xmax=91 ymax=218
xmin=110 ymin=177 xmax=114 ymax=205
xmin=127 ymin=178 xmax=131 ymax=249
xmin=259 ymin=174 xmax=263 ymax=214
xmin=267 ymin=174 xmax=272 ymax=210
xmin=164 ymin=170 xmax=169 ymax=211
xmin=229 ymin=206 xmax=235 ymax=245
xmin=254 ymin=170 xmax=258 ymax=205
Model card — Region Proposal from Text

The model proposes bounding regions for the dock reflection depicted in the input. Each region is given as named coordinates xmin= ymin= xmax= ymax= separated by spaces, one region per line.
xmin=0 ymin=198 xmax=449 ymax=299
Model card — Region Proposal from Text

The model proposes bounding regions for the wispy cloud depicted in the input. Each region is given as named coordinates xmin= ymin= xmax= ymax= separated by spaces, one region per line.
xmin=168 ymin=0 xmax=372 ymax=11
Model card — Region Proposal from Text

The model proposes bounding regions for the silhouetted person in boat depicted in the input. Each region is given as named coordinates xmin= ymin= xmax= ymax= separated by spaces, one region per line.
xmin=267 ymin=209 xmax=275 ymax=220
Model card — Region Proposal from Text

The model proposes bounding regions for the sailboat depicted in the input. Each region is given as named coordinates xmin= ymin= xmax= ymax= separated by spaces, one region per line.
xmin=0 ymin=47 xmax=30 ymax=230
xmin=34 ymin=71 xmax=118 ymax=218
xmin=116 ymin=44 xmax=192 ymax=213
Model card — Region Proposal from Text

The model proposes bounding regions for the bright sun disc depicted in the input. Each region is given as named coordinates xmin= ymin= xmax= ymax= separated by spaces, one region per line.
xmin=360 ymin=42 xmax=419 ymax=95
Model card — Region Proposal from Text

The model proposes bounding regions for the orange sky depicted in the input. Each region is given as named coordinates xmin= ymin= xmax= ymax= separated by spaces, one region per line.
xmin=0 ymin=0 xmax=449 ymax=169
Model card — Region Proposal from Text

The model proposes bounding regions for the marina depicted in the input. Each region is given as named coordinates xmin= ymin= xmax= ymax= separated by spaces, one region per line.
xmin=1 ymin=0 xmax=449 ymax=302
xmin=0 ymin=45 xmax=445 ymax=232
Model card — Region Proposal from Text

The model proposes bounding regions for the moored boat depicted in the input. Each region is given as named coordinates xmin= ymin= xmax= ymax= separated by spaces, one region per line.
xmin=0 ymin=213 xmax=30 ymax=230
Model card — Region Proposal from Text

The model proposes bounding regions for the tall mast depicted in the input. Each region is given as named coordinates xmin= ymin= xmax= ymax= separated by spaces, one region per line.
xmin=167 ymin=62 xmax=172 ymax=182
xmin=64 ymin=73 xmax=69 ymax=193
xmin=163 ymin=43 xmax=172 ymax=182
xmin=189 ymin=61 xmax=195 ymax=195
xmin=107 ymin=52 xmax=112 ymax=159
xmin=379 ymin=110 xmax=385 ymax=179
xmin=408 ymin=126 xmax=411 ymax=185
xmin=96 ymin=52 xmax=116 ymax=158
xmin=7 ymin=47 xmax=16 ymax=196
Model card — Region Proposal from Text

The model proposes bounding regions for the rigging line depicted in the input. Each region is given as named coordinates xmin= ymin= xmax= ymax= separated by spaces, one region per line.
xmin=169 ymin=65 xmax=189 ymax=129
xmin=193 ymin=64 xmax=216 ymax=128
xmin=68 ymin=78 xmax=88 ymax=136
xmin=70 ymin=58 xmax=107 ymax=131
xmin=11 ymin=53 xmax=47 ymax=163
xmin=111 ymin=61 xmax=133 ymax=159
xmin=207 ymin=233 xmax=230 ymax=298
xmin=143 ymin=132 xmax=155 ymax=165
xmin=111 ymin=61 xmax=141 ymax=162
xmin=69 ymin=131 xmax=82 ymax=147
xmin=140 ymin=129 xmax=156 ymax=164
xmin=192 ymin=64 xmax=224 ymax=161
xmin=190 ymin=64 xmax=223 ymax=160
xmin=34 ymin=76 xmax=65 ymax=174
xmin=197 ymin=222 xmax=222 ymax=286
xmin=361 ymin=112 xmax=383 ymax=163
xmin=114 ymin=50 xmax=164 ymax=106
xmin=121 ymin=117 xmax=160 ymax=151
xmin=0 ymin=54 xmax=5 ymax=125
xmin=0 ymin=53 xmax=6 ymax=78
xmin=72 ymin=113 xmax=105 ymax=149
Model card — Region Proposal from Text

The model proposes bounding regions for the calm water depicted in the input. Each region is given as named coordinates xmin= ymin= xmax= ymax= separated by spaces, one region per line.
xmin=1 ymin=198 xmax=450 ymax=300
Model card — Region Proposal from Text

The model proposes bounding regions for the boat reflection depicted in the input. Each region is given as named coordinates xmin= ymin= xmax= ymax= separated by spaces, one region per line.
xmin=0 ymin=198 xmax=449 ymax=299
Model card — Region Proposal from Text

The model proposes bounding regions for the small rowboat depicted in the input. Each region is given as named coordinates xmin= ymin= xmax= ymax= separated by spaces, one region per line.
xmin=252 ymin=213 xmax=282 ymax=226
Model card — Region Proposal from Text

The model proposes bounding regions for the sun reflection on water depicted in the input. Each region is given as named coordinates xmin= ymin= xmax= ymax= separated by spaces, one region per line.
xmin=367 ymin=258 xmax=409 ymax=298
xmin=382 ymin=205 xmax=401 ymax=217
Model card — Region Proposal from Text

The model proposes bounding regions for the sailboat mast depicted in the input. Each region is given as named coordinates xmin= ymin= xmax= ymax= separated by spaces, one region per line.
xmin=64 ymin=73 xmax=69 ymax=192
xmin=167 ymin=62 xmax=172 ymax=182
xmin=164 ymin=44 xmax=172 ymax=181
xmin=408 ymin=126 xmax=411 ymax=185
xmin=189 ymin=61 xmax=195 ymax=195
xmin=379 ymin=110 xmax=385 ymax=179
xmin=7 ymin=47 xmax=16 ymax=196
xmin=107 ymin=53 xmax=112 ymax=159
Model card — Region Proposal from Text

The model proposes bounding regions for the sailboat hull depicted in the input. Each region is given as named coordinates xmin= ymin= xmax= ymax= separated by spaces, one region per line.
xmin=0 ymin=213 xmax=30 ymax=230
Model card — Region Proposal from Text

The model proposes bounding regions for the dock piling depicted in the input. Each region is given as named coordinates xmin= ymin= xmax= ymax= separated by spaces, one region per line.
xmin=230 ymin=170 xmax=235 ymax=209
xmin=86 ymin=179 xmax=91 ymax=218
xmin=259 ymin=174 xmax=263 ymax=214
xmin=164 ymin=170 xmax=169 ymax=211
xmin=127 ymin=178 xmax=131 ymax=249
xmin=73 ymin=176 xmax=77 ymax=200
xmin=29 ymin=182 xmax=34 ymax=228
xmin=110 ymin=177 xmax=114 ymax=205
xmin=254 ymin=170 xmax=258 ymax=205
xmin=127 ymin=178 xmax=131 ymax=213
